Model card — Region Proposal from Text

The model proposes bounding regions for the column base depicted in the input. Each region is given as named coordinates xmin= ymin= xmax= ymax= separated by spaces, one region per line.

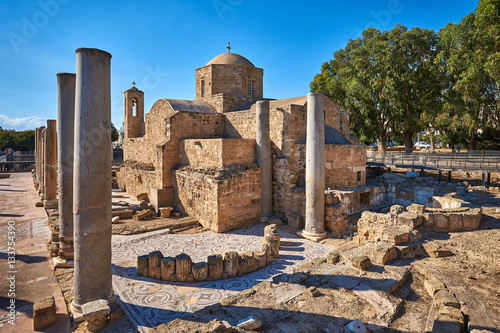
xmin=43 ymin=199 xmax=58 ymax=208
xmin=298 ymin=229 xmax=327 ymax=242
xmin=52 ymin=256 xmax=74 ymax=268
xmin=70 ymin=292 xmax=115 ymax=323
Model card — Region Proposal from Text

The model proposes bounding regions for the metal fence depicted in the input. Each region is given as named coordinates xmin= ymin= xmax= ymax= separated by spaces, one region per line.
xmin=367 ymin=151 xmax=500 ymax=171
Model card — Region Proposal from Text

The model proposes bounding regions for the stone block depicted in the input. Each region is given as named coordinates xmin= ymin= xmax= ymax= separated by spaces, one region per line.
xmin=437 ymin=303 xmax=465 ymax=324
xmin=390 ymin=205 xmax=404 ymax=215
xmin=254 ymin=250 xmax=267 ymax=269
xmin=407 ymin=203 xmax=426 ymax=215
xmin=237 ymin=316 xmax=262 ymax=330
xmin=370 ymin=243 xmax=399 ymax=265
xmin=176 ymin=253 xmax=192 ymax=282
xmin=462 ymin=209 xmax=482 ymax=230
xmin=397 ymin=212 xmax=422 ymax=228
xmin=111 ymin=216 xmax=120 ymax=224
xmin=207 ymin=319 xmax=232 ymax=333
xmin=287 ymin=214 xmax=304 ymax=228
xmin=149 ymin=251 xmax=163 ymax=279
xmin=223 ymin=251 xmax=239 ymax=278
xmin=192 ymin=262 xmax=208 ymax=281
xmin=326 ymin=251 xmax=340 ymax=264
xmin=136 ymin=192 xmax=148 ymax=201
xmin=325 ymin=193 xmax=333 ymax=205
xmin=33 ymin=296 xmax=56 ymax=330
xmin=150 ymin=187 xmax=174 ymax=212
xmin=424 ymin=277 xmax=446 ymax=297
xmin=137 ymin=255 xmax=149 ymax=277
xmin=265 ymin=236 xmax=279 ymax=258
xmin=82 ymin=299 xmax=110 ymax=332
xmin=207 ymin=254 xmax=223 ymax=280
xmin=448 ymin=213 xmax=463 ymax=231
xmin=423 ymin=243 xmax=452 ymax=258
xmin=160 ymin=257 xmax=176 ymax=281
xmin=133 ymin=209 xmax=151 ymax=220
xmin=433 ymin=214 xmax=450 ymax=231
xmin=351 ymin=255 xmax=371 ymax=270
xmin=433 ymin=290 xmax=460 ymax=309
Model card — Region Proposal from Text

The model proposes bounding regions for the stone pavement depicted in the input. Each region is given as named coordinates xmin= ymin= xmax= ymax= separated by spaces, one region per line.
xmin=0 ymin=172 xmax=70 ymax=332
xmin=111 ymin=224 xmax=332 ymax=331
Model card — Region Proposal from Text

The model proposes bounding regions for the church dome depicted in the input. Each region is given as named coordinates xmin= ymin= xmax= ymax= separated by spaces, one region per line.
xmin=206 ymin=52 xmax=255 ymax=67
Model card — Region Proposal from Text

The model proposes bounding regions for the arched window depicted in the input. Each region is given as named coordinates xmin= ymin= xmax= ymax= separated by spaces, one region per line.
xmin=132 ymin=98 xmax=138 ymax=116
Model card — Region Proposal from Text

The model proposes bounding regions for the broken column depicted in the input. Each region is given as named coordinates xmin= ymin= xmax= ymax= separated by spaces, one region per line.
xmin=256 ymin=100 xmax=273 ymax=219
xmin=71 ymin=48 xmax=114 ymax=319
xmin=57 ymin=73 xmax=76 ymax=261
xmin=301 ymin=93 xmax=327 ymax=242
xmin=43 ymin=120 xmax=57 ymax=207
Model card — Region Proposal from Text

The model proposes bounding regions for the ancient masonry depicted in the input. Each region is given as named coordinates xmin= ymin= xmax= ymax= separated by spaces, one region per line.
xmin=137 ymin=224 xmax=281 ymax=282
xmin=116 ymin=48 xmax=368 ymax=236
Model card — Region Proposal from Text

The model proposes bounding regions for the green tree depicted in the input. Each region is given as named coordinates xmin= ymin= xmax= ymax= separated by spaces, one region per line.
xmin=475 ymin=0 xmax=500 ymax=132
xmin=311 ymin=28 xmax=394 ymax=152
xmin=111 ymin=123 xmax=119 ymax=143
xmin=387 ymin=25 xmax=440 ymax=153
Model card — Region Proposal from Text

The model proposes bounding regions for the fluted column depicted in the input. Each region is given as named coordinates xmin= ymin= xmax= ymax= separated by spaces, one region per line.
xmin=301 ymin=93 xmax=327 ymax=242
xmin=256 ymin=100 xmax=273 ymax=219
xmin=71 ymin=48 xmax=114 ymax=318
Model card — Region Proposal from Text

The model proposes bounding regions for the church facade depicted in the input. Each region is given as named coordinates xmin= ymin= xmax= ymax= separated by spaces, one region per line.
xmin=117 ymin=48 xmax=366 ymax=232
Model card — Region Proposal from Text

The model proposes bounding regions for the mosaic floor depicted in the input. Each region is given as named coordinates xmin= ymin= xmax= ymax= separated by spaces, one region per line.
xmin=111 ymin=224 xmax=332 ymax=331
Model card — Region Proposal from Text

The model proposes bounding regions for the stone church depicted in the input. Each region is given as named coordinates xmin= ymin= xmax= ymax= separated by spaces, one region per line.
xmin=117 ymin=46 xmax=366 ymax=233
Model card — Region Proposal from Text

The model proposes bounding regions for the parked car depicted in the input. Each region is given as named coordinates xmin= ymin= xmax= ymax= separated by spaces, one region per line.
xmin=386 ymin=141 xmax=396 ymax=148
xmin=414 ymin=141 xmax=431 ymax=149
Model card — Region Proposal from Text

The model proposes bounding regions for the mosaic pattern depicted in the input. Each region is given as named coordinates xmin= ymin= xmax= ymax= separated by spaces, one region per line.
xmin=111 ymin=224 xmax=331 ymax=331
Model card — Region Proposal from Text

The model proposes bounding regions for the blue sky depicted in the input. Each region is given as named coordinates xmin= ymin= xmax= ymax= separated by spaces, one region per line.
xmin=0 ymin=0 xmax=478 ymax=131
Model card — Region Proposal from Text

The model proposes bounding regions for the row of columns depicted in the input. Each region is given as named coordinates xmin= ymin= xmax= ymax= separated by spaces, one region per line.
xmin=255 ymin=93 xmax=326 ymax=242
xmin=34 ymin=48 xmax=114 ymax=320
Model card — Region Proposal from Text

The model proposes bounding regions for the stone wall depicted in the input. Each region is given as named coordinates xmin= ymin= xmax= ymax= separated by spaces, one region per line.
xmin=195 ymin=64 xmax=263 ymax=101
xmin=324 ymin=144 xmax=366 ymax=189
xmin=180 ymin=138 xmax=255 ymax=168
xmin=116 ymin=166 xmax=155 ymax=197
xmin=174 ymin=165 xmax=261 ymax=232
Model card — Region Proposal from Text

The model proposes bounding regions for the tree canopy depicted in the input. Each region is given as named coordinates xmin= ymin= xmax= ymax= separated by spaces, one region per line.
xmin=311 ymin=0 xmax=500 ymax=152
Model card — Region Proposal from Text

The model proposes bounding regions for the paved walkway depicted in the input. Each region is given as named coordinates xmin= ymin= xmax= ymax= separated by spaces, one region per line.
xmin=111 ymin=225 xmax=332 ymax=332
xmin=0 ymin=173 xmax=70 ymax=333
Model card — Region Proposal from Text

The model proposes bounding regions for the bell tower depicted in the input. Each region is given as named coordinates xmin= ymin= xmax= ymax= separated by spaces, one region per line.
xmin=124 ymin=82 xmax=145 ymax=138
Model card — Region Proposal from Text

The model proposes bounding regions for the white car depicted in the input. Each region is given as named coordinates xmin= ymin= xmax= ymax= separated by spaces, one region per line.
xmin=414 ymin=141 xmax=431 ymax=149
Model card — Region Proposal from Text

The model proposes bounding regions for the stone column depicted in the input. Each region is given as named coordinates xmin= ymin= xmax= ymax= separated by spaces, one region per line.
xmin=43 ymin=120 xmax=58 ymax=207
xmin=256 ymin=100 xmax=273 ymax=219
xmin=38 ymin=127 xmax=45 ymax=197
xmin=34 ymin=127 xmax=40 ymax=189
xmin=71 ymin=48 xmax=114 ymax=319
xmin=40 ymin=127 xmax=47 ymax=199
xmin=57 ymin=73 xmax=76 ymax=261
xmin=301 ymin=93 xmax=327 ymax=241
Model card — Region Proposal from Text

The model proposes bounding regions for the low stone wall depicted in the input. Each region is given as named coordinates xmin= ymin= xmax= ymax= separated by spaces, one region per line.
xmin=116 ymin=166 xmax=156 ymax=198
xmin=137 ymin=225 xmax=280 ymax=282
